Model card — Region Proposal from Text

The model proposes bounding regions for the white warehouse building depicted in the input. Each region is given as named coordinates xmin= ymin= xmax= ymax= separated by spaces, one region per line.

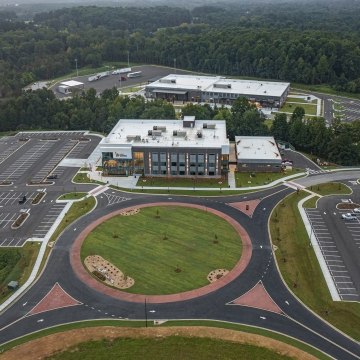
xmin=145 ymin=74 xmax=290 ymax=107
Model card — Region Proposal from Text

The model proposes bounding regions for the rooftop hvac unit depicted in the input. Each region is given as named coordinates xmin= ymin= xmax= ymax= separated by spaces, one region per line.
xmin=203 ymin=123 xmax=216 ymax=129
xmin=153 ymin=125 xmax=167 ymax=131
xmin=214 ymin=83 xmax=231 ymax=89
xmin=173 ymin=130 xmax=187 ymax=137
xmin=127 ymin=135 xmax=141 ymax=141
xmin=197 ymin=131 xmax=203 ymax=138
xmin=152 ymin=130 xmax=162 ymax=136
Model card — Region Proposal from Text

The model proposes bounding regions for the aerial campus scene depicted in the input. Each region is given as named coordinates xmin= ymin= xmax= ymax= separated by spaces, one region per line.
xmin=0 ymin=0 xmax=360 ymax=359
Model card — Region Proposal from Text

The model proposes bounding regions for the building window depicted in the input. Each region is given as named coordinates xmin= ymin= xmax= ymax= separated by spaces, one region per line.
xmin=190 ymin=154 xmax=196 ymax=166
xmin=179 ymin=153 xmax=185 ymax=166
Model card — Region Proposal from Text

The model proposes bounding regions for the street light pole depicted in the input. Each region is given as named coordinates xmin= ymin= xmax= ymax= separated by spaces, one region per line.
xmin=144 ymin=297 xmax=148 ymax=328
xmin=127 ymin=51 xmax=130 ymax=67
xmin=75 ymin=58 xmax=78 ymax=77
xmin=174 ymin=58 xmax=176 ymax=74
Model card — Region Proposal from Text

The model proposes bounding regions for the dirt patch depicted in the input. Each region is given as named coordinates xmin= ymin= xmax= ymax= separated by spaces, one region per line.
xmin=84 ymin=255 xmax=134 ymax=289
xmin=0 ymin=326 xmax=316 ymax=360
xmin=207 ymin=269 xmax=229 ymax=283
xmin=11 ymin=213 xmax=29 ymax=229
xmin=336 ymin=203 xmax=360 ymax=210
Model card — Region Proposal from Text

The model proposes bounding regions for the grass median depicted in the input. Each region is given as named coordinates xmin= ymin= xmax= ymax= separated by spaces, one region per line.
xmin=306 ymin=182 xmax=351 ymax=196
xmin=270 ymin=191 xmax=360 ymax=340
xmin=0 ymin=320 xmax=330 ymax=360
xmin=58 ymin=192 xmax=87 ymax=200
xmin=0 ymin=242 xmax=39 ymax=304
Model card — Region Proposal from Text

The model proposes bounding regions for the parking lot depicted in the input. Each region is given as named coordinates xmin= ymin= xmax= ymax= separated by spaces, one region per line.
xmin=31 ymin=202 xmax=67 ymax=239
xmin=332 ymin=97 xmax=360 ymax=122
xmin=305 ymin=207 xmax=359 ymax=301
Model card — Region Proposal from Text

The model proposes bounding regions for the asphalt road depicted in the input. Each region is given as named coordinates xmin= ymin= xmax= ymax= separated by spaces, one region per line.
xmin=0 ymin=181 xmax=359 ymax=359
xmin=0 ymin=131 xmax=360 ymax=358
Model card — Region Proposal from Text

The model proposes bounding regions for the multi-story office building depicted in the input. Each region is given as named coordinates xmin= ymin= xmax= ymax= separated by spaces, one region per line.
xmin=99 ymin=117 xmax=229 ymax=177
xmin=145 ymin=74 xmax=290 ymax=108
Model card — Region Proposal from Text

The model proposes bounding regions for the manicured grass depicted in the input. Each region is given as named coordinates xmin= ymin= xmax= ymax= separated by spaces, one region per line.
xmin=307 ymin=182 xmax=351 ymax=196
xmin=0 ymin=242 xmax=39 ymax=304
xmin=287 ymin=97 xmax=317 ymax=104
xmin=264 ymin=119 xmax=273 ymax=129
xmin=0 ymin=320 xmax=330 ymax=360
xmin=79 ymin=167 xmax=90 ymax=171
xmin=58 ymin=192 xmax=87 ymax=200
xmin=48 ymin=335 xmax=293 ymax=360
xmin=109 ymin=185 xmax=255 ymax=197
xmin=235 ymin=169 xmax=304 ymax=188
xmin=291 ymin=83 xmax=360 ymax=100
xmin=303 ymin=196 xmax=320 ymax=208
xmin=279 ymin=102 xmax=317 ymax=115
xmin=81 ymin=206 xmax=242 ymax=295
xmin=270 ymin=191 xmax=360 ymax=340
xmin=137 ymin=176 xmax=228 ymax=188
xmin=73 ymin=173 xmax=105 ymax=185
xmin=49 ymin=197 xmax=96 ymax=245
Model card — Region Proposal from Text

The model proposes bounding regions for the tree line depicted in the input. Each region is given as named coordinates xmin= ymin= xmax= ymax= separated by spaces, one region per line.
xmin=0 ymin=88 xmax=359 ymax=166
xmin=1 ymin=3 xmax=360 ymax=97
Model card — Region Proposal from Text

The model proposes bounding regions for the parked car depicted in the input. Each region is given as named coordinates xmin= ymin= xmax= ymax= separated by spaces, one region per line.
xmin=18 ymin=195 xmax=26 ymax=204
xmin=353 ymin=208 xmax=360 ymax=213
xmin=47 ymin=174 xmax=58 ymax=180
xmin=341 ymin=213 xmax=357 ymax=220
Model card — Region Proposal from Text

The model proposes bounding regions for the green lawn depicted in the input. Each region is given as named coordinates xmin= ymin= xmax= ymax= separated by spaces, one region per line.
xmin=0 ymin=320 xmax=329 ymax=360
xmin=270 ymin=191 xmax=360 ymax=340
xmin=287 ymin=97 xmax=317 ymax=104
xmin=58 ymin=192 xmax=87 ymax=200
xmin=0 ymin=242 xmax=39 ymax=304
xmin=73 ymin=173 xmax=105 ymax=185
xmin=137 ymin=176 xmax=228 ymax=188
xmin=50 ymin=197 xmax=96 ymax=245
xmin=81 ymin=206 xmax=242 ymax=295
xmin=303 ymin=196 xmax=320 ymax=208
xmin=279 ymin=102 xmax=317 ymax=115
xmin=235 ymin=169 xmax=304 ymax=188
xmin=47 ymin=336 xmax=293 ymax=360
xmin=307 ymin=182 xmax=351 ymax=196
xmin=110 ymin=185 xmax=256 ymax=197
xmin=264 ymin=119 xmax=273 ymax=129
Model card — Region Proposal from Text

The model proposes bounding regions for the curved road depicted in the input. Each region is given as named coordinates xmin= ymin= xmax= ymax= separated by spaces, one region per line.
xmin=0 ymin=173 xmax=360 ymax=359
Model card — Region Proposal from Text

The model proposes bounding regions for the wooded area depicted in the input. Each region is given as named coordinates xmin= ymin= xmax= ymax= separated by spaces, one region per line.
xmin=1 ymin=2 xmax=360 ymax=97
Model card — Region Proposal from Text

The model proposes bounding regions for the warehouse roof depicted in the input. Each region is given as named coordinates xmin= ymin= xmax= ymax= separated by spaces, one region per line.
xmin=235 ymin=136 xmax=281 ymax=161
xmin=146 ymin=74 xmax=290 ymax=97
xmin=100 ymin=117 xmax=229 ymax=151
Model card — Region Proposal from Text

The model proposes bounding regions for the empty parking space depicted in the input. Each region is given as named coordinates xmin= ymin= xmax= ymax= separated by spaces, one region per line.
xmin=31 ymin=203 xmax=67 ymax=238
xmin=305 ymin=209 xmax=359 ymax=301
xmin=0 ymin=139 xmax=28 ymax=165
xmin=332 ymin=97 xmax=360 ymax=122
xmin=0 ymin=191 xmax=37 ymax=206
xmin=31 ymin=140 xmax=78 ymax=183
xmin=0 ymin=141 xmax=55 ymax=183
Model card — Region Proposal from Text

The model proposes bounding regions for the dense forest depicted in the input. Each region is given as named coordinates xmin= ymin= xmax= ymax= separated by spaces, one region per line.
xmin=0 ymin=88 xmax=359 ymax=166
xmin=1 ymin=2 xmax=360 ymax=97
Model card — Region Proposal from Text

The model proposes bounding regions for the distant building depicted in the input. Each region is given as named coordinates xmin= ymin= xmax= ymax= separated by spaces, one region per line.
xmin=57 ymin=80 xmax=84 ymax=95
xmin=235 ymin=136 xmax=282 ymax=172
xmin=145 ymin=74 xmax=290 ymax=107
xmin=99 ymin=116 xmax=229 ymax=177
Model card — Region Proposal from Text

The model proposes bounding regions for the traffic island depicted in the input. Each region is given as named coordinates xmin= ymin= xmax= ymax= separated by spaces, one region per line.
xmin=11 ymin=213 xmax=29 ymax=229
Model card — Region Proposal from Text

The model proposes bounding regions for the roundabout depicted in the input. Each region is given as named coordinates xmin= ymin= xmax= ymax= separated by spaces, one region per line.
xmin=71 ymin=202 xmax=252 ymax=303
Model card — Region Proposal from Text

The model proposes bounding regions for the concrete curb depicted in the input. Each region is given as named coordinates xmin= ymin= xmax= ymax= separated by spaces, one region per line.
xmin=297 ymin=195 xmax=340 ymax=301
xmin=0 ymin=202 xmax=72 ymax=313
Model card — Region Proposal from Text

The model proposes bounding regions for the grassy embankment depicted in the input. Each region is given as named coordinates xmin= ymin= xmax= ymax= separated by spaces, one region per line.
xmin=44 ymin=336 xmax=294 ymax=360
xmin=0 ymin=320 xmax=330 ymax=360
xmin=235 ymin=169 xmax=304 ymax=188
xmin=72 ymin=173 xmax=105 ymax=185
xmin=81 ymin=206 xmax=242 ymax=295
xmin=0 ymin=243 xmax=39 ymax=304
xmin=137 ymin=176 xmax=228 ymax=188
xmin=58 ymin=192 xmax=87 ymax=200
xmin=270 ymin=184 xmax=360 ymax=340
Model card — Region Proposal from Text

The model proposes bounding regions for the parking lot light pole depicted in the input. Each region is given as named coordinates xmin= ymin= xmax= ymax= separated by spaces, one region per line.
xmin=75 ymin=58 xmax=78 ymax=77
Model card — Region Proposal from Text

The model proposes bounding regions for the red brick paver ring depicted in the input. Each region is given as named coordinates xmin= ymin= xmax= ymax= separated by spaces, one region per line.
xmin=70 ymin=202 xmax=252 ymax=304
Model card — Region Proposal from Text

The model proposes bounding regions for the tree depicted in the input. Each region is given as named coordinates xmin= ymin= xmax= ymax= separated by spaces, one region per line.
xmin=271 ymin=113 xmax=289 ymax=141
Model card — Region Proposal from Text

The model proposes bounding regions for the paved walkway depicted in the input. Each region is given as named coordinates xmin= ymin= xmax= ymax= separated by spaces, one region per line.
xmin=228 ymin=165 xmax=236 ymax=189
xmin=70 ymin=202 xmax=252 ymax=304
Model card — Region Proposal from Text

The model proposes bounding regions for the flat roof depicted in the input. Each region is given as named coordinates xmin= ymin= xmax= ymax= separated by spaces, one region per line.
xmin=146 ymin=74 xmax=290 ymax=98
xmin=100 ymin=118 xmax=229 ymax=150
xmin=235 ymin=136 xmax=281 ymax=161
xmin=60 ymin=80 xmax=84 ymax=87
